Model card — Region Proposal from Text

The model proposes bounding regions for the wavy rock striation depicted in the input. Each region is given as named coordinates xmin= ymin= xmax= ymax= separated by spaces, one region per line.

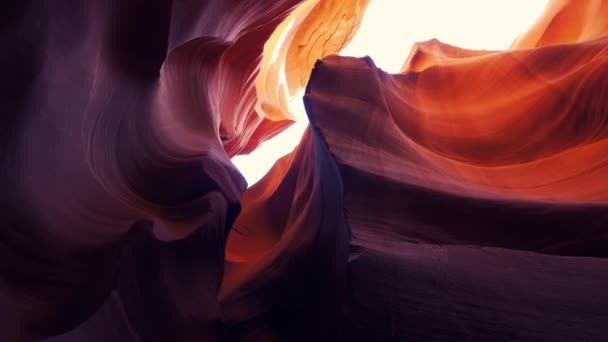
xmin=1 ymin=0 xmax=607 ymax=341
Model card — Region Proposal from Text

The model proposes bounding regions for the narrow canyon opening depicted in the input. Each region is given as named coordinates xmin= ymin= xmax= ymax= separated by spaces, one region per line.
xmin=232 ymin=0 xmax=549 ymax=186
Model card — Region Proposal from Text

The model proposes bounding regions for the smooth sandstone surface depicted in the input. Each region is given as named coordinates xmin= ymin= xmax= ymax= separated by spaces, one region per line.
xmin=1 ymin=0 xmax=607 ymax=341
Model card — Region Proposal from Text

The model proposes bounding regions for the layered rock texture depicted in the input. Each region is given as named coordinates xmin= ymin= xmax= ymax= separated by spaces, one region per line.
xmin=2 ymin=0 xmax=608 ymax=341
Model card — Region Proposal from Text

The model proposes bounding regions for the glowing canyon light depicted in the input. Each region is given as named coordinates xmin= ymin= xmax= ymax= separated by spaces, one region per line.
xmin=232 ymin=0 xmax=549 ymax=186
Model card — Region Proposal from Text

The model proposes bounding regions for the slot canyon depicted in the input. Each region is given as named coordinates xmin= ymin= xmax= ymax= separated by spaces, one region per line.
xmin=2 ymin=0 xmax=608 ymax=340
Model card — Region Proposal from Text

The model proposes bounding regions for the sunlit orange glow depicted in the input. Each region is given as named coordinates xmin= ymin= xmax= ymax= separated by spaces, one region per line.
xmin=233 ymin=0 xmax=551 ymax=186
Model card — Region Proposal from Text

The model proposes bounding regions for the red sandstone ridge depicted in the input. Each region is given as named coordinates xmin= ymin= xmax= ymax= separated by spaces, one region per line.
xmin=1 ymin=0 xmax=608 ymax=341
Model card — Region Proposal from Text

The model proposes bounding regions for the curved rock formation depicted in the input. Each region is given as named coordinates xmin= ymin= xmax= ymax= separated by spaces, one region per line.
xmin=2 ymin=0 xmax=367 ymax=340
xmin=2 ymin=0 xmax=608 ymax=341
xmin=224 ymin=0 xmax=608 ymax=340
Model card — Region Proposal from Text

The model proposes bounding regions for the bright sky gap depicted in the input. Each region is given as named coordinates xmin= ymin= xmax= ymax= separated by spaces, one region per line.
xmin=232 ymin=0 xmax=549 ymax=186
